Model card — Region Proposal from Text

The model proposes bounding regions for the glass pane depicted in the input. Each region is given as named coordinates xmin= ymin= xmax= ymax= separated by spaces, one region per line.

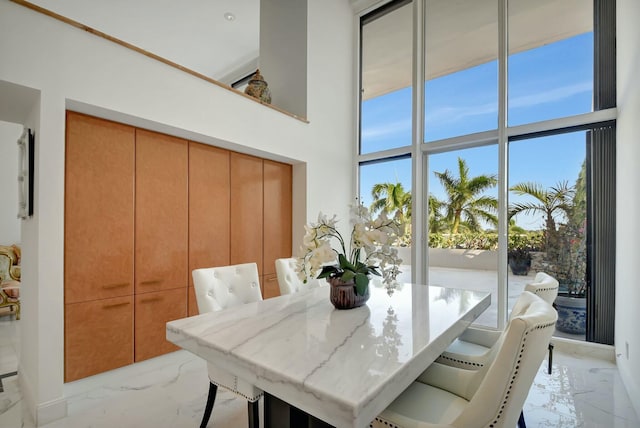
xmin=427 ymin=145 xmax=499 ymax=328
xmin=359 ymin=157 xmax=413 ymax=284
xmin=508 ymin=0 xmax=593 ymax=126
xmin=508 ymin=132 xmax=587 ymax=340
xmin=424 ymin=0 xmax=498 ymax=142
xmin=360 ymin=1 xmax=413 ymax=155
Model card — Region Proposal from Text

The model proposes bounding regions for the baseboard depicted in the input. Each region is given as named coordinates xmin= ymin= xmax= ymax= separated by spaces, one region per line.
xmin=36 ymin=396 xmax=67 ymax=426
xmin=18 ymin=369 xmax=37 ymax=424
xmin=617 ymin=361 xmax=640 ymax=420
xmin=18 ymin=366 xmax=68 ymax=426
xmin=551 ymin=337 xmax=616 ymax=362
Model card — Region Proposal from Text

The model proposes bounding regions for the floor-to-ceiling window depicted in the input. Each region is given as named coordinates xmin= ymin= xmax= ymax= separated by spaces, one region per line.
xmin=359 ymin=0 xmax=414 ymax=283
xmin=358 ymin=0 xmax=615 ymax=343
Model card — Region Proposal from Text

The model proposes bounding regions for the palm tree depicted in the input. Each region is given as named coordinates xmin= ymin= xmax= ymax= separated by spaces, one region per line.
xmin=369 ymin=182 xmax=411 ymax=224
xmin=434 ymin=157 xmax=498 ymax=234
xmin=428 ymin=194 xmax=447 ymax=234
xmin=509 ymin=181 xmax=575 ymax=249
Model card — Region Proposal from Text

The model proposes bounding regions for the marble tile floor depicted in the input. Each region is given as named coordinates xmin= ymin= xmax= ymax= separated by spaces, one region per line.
xmin=1 ymin=316 xmax=637 ymax=428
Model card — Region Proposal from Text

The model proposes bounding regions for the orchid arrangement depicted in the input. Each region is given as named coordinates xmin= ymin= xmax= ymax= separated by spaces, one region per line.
xmin=297 ymin=205 xmax=403 ymax=296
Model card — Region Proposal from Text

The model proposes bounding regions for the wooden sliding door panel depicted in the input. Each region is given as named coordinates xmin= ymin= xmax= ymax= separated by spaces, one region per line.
xmin=65 ymin=296 xmax=133 ymax=382
xmin=135 ymin=130 xmax=188 ymax=294
xmin=134 ymin=288 xmax=186 ymax=361
xmin=261 ymin=274 xmax=281 ymax=299
xmin=230 ymin=153 xmax=264 ymax=273
xmin=188 ymin=286 xmax=199 ymax=317
xmin=188 ymin=142 xmax=230 ymax=287
xmin=65 ymin=112 xmax=135 ymax=304
xmin=263 ymin=160 xmax=292 ymax=276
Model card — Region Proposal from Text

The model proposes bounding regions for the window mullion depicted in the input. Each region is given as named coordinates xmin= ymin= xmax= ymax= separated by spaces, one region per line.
xmin=497 ymin=0 xmax=509 ymax=330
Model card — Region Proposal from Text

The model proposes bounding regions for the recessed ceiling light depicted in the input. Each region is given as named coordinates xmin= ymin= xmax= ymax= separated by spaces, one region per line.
xmin=224 ymin=12 xmax=236 ymax=22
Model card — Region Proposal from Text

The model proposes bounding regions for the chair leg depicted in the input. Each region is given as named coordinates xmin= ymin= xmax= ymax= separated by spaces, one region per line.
xmin=247 ymin=399 xmax=260 ymax=428
xmin=548 ymin=342 xmax=554 ymax=375
xmin=518 ymin=410 xmax=527 ymax=428
xmin=200 ymin=382 xmax=218 ymax=428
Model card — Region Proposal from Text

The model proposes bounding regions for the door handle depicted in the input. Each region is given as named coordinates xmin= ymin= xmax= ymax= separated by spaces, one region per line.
xmin=102 ymin=282 xmax=129 ymax=289
xmin=102 ymin=301 xmax=130 ymax=309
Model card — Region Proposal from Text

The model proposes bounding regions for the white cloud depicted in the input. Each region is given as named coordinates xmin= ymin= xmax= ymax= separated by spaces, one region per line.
xmin=361 ymin=118 xmax=411 ymax=140
xmin=425 ymin=80 xmax=592 ymax=125
xmin=510 ymin=81 xmax=592 ymax=109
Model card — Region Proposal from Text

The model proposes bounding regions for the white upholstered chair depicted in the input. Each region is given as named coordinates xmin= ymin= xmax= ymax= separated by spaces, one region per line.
xmin=275 ymin=257 xmax=325 ymax=295
xmin=192 ymin=263 xmax=264 ymax=428
xmin=438 ymin=272 xmax=558 ymax=370
xmin=371 ymin=291 xmax=557 ymax=428
xmin=435 ymin=272 xmax=559 ymax=428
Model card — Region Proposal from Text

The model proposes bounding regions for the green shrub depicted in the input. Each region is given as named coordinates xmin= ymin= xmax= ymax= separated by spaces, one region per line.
xmin=398 ymin=230 xmax=545 ymax=251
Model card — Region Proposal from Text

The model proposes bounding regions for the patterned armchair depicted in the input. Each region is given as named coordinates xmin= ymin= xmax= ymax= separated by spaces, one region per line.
xmin=0 ymin=245 xmax=21 ymax=319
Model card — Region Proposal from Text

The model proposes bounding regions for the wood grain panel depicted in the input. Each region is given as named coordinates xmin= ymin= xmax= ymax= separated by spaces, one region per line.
xmin=262 ymin=274 xmax=281 ymax=299
xmin=188 ymin=142 xmax=230 ymax=287
xmin=65 ymin=112 xmax=135 ymax=304
xmin=188 ymin=286 xmax=199 ymax=316
xmin=230 ymin=153 xmax=264 ymax=273
xmin=135 ymin=129 xmax=188 ymax=294
xmin=263 ymin=160 xmax=292 ymax=276
xmin=134 ymin=288 xmax=187 ymax=361
xmin=64 ymin=296 xmax=133 ymax=382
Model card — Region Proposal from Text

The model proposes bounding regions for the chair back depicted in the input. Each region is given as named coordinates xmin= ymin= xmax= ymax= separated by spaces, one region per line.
xmin=192 ymin=263 xmax=263 ymax=313
xmin=275 ymin=258 xmax=324 ymax=295
xmin=525 ymin=271 xmax=559 ymax=305
xmin=453 ymin=292 xmax=557 ymax=427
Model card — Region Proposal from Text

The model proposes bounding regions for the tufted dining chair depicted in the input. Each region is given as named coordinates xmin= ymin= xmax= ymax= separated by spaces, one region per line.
xmin=434 ymin=272 xmax=558 ymax=428
xmin=192 ymin=263 xmax=264 ymax=428
xmin=437 ymin=272 xmax=558 ymax=370
xmin=371 ymin=291 xmax=557 ymax=428
xmin=275 ymin=257 xmax=325 ymax=295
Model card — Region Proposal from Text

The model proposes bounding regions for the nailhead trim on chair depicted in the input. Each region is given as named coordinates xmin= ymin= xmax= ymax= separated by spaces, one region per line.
xmin=370 ymin=417 xmax=401 ymax=428
xmin=436 ymin=354 xmax=485 ymax=368
xmin=532 ymin=286 xmax=558 ymax=294
xmin=370 ymin=320 xmax=557 ymax=428
xmin=488 ymin=320 xmax=556 ymax=428
xmin=209 ymin=379 xmax=263 ymax=402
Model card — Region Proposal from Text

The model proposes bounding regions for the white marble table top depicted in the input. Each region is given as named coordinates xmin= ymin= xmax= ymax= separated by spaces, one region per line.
xmin=166 ymin=283 xmax=491 ymax=428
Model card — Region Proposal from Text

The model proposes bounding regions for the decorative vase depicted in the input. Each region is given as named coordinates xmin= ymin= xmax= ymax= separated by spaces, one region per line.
xmin=554 ymin=294 xmax=586 ymax=335
xmin=328 ymin=277 xmax=370 ymax=310
xmin=244 ymin=69 xmax=272 ymax=104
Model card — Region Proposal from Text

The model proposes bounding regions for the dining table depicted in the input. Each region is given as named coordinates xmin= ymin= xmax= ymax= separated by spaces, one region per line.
xmin=166 ymin=282 xmax=491 ymax=428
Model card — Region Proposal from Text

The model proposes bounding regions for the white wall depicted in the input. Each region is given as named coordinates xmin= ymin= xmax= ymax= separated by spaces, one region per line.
xmin=616 ymin=0 xmax=640 ymax=416
xmin=0 ymin=0 xmax=355 ymax=424
xmin=260 ymin=0 xmax=308 ymax=117
xmin=0 ymin=120 xmax=22 ymax=244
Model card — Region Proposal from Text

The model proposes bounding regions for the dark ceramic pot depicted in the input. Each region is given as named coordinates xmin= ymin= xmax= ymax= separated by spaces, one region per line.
xmin=508 ymin=259 xmax=531 ymax=276
xmin=328 ymin=277 xmax=370 ymax=310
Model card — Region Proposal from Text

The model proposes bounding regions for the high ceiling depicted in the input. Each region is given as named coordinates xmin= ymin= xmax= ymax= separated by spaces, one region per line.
xmin=26 ymin=0 xmax=591 ymax=99
xmin=29 ymin=0 xmax=260 ymax=82
xmin=362 ymin=0 xmax=592 ymax=100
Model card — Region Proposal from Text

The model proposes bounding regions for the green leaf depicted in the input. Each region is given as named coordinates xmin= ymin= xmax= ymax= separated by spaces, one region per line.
xmin=354 ymin=273 xmax=369 ymax=296
xmin=341 ymin=270 xmax=356 ymax=282
xmin=338 ymin=253 xmax=357 ymax=271
xmin=317 ymin=266 xmax=339 ymax=279
xmin=368 ymin=266 xmax=382 ymax=276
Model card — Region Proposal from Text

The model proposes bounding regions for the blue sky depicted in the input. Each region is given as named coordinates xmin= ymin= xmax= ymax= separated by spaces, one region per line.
xmin=360 ymin=33 xmax=593 ymax=230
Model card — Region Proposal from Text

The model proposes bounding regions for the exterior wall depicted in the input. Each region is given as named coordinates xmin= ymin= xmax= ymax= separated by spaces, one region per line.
xmin=0 ymin=0 xmax=355 ymax=424
xmin=395 ymin=247 xmax=498 ymax=271
xmin=615 ymin=0 xmax=640 ymax=416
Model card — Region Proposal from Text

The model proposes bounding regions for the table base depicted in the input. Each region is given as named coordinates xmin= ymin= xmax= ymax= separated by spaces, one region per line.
xmin=264 ymin=392 xmax=335 ymax=428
